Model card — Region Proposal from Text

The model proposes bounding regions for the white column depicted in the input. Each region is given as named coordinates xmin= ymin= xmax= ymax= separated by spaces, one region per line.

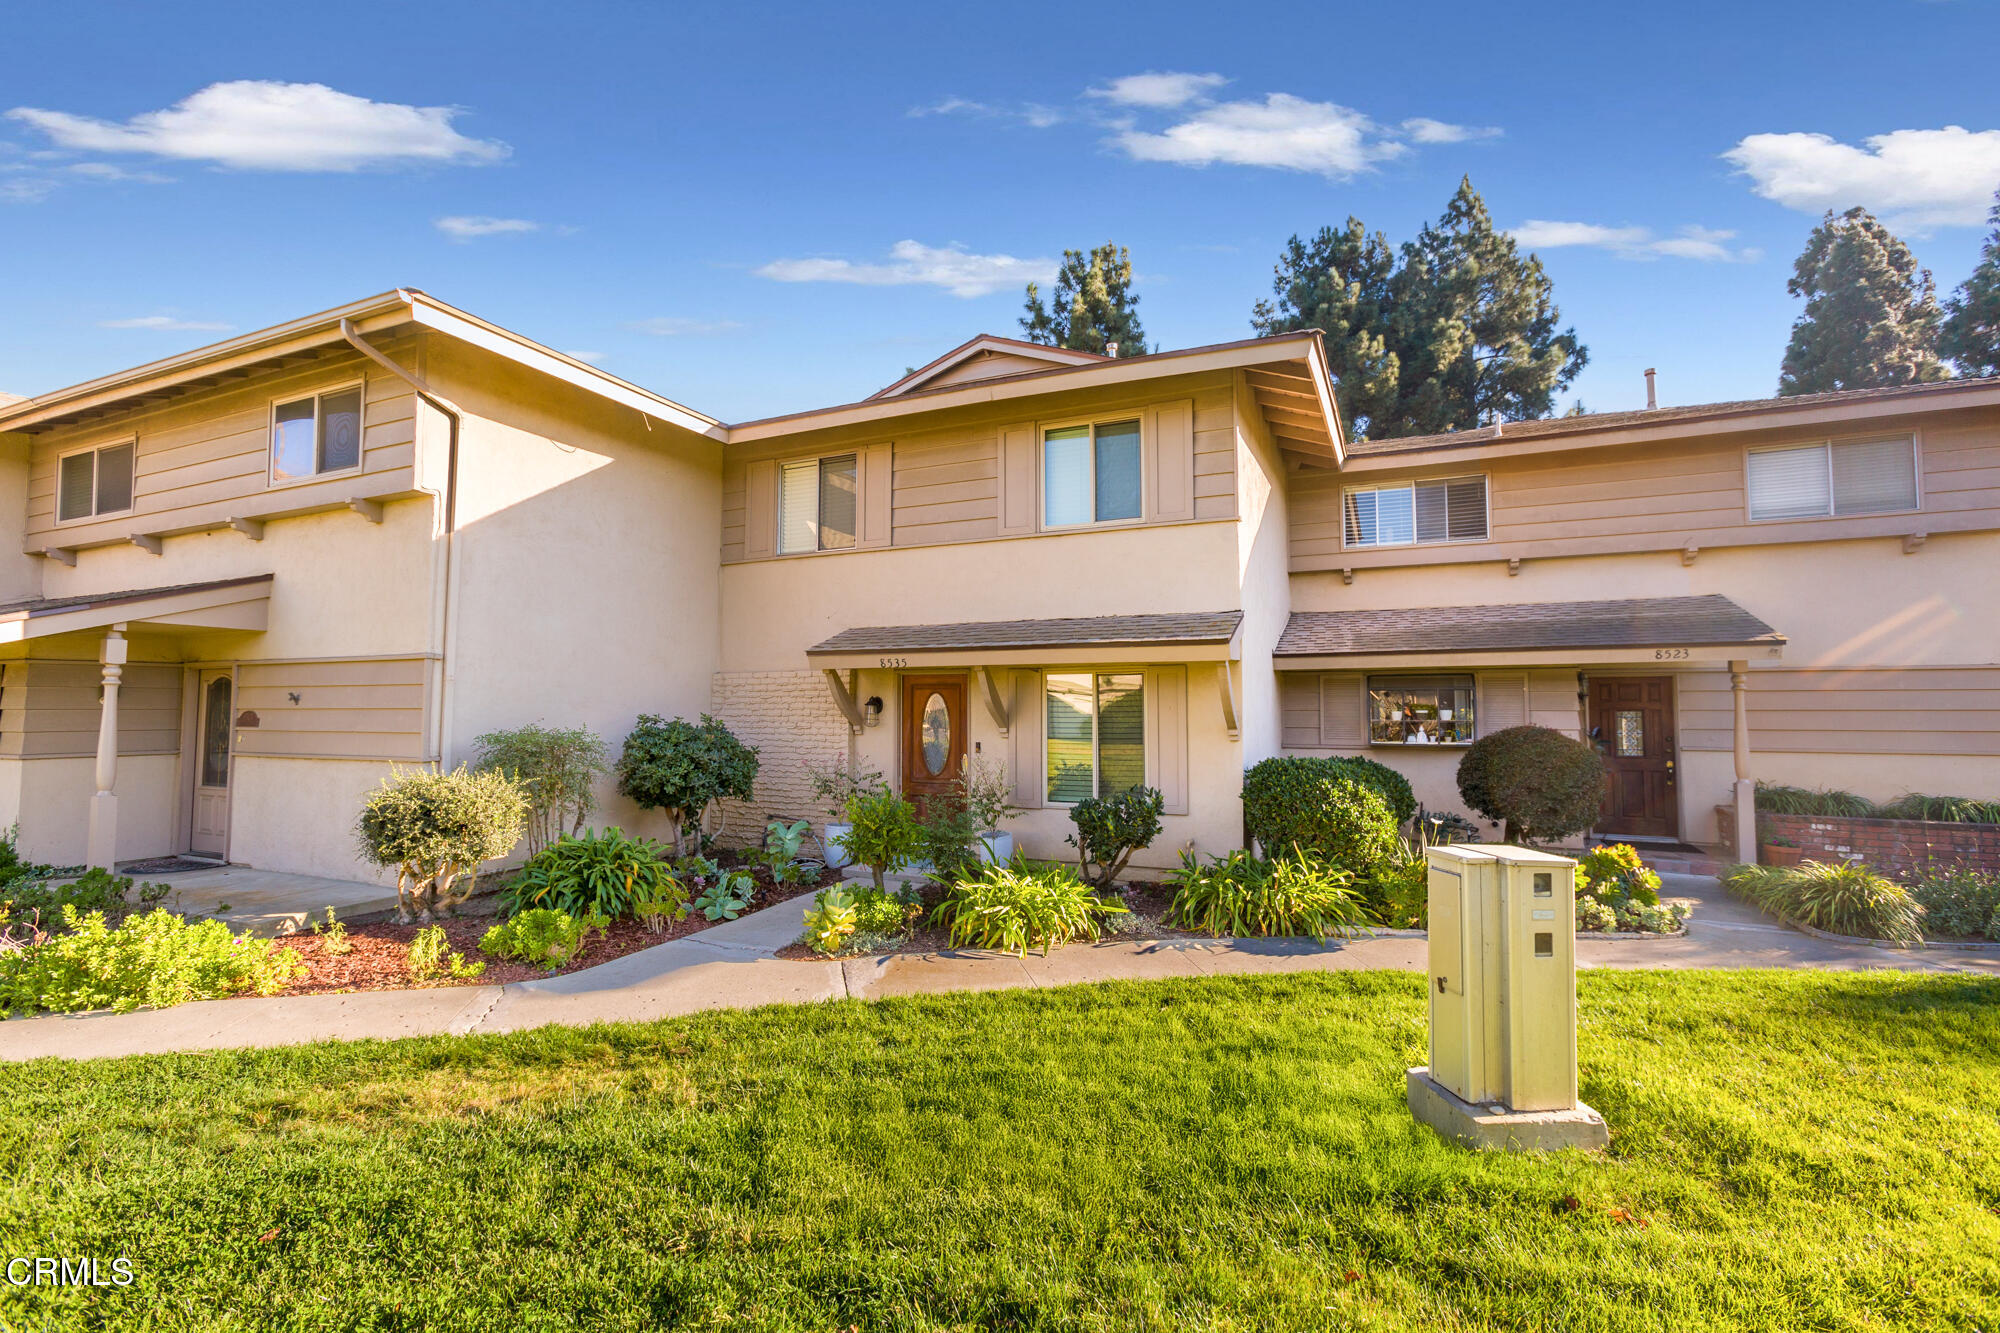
xmin=1729 ymin=660 xmax=1755 ymax=865
xmin=84 ymin=623 xmax=128 ymax=869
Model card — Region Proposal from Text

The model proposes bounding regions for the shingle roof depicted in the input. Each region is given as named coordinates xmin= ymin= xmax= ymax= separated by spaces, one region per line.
xmin=1275 ymin=595 xmax=1782 ymax=657
xmin=809 ymin=610 xmax=1243 ymax=654
xmin=0 ymin=574 xmax=274 ymax=619
xmin=1347 ymin=375 xmax=2000 ymax=458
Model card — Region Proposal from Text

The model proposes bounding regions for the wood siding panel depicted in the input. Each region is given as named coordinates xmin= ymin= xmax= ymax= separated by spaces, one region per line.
xmin=1681 ymin=666 xmax=2000 ymax=756
xmin=0 ymin=661 xmax=181 ymax=757
xmin=233 ymin=658 xmax=428 ymax=760
xmin=893 ymin=428 xmax=999 ymax=545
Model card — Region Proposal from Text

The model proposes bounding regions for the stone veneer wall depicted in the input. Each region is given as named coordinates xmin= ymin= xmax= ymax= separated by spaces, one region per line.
xmin=1716 ymin=805 xmax=2000 ymax=879
xmin=708 ymin=671 xmax=853 ymax=849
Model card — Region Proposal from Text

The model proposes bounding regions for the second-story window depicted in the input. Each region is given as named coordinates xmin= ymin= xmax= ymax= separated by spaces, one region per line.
xmin=57 ymin=440 xmax=136 ymax=523
xmin=1746 ymin=437 xmax=1917 ymax=521
xmin=1344 ymin=475 xmax=1488 ymax=548
xmin=778 ymin=453 xmax=857 ymax=553
xmin=271 ymin=386 xmax=363 ymax=484
xmin=1044 ymin=419 xmax=1141 ymax=528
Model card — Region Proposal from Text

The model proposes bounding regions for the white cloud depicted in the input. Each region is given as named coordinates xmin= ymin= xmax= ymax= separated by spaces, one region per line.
xmin=6 ymin=80 xmax=510 ymax=171
xmin=1087 ymin=72 xmax=1229 ymax=109
xmin=626 ymin=317 xmax=745 ymax=336
xmin=99 ymin=314 xmax=234 ymax=331
xmin=1400 ymin=117 xmax=1502 ymax=145
xmin=908 ymin=96 xmax=1062 ymax=128
xmin=0 ymin=177 xmax=56 ymax=203
xmin=65 ymin=161 xmax=171 ymax=182
xmin=1723 ymin=126 xmax=2000 ymax=228
xmin=1511 ymin=220 xmax=1758 ymax=262
xmin=1115 ymin=93 xmax=1404 ymax=177
xmin=435 ymin=215 xmax=538 ymax=240
xmin=756 ymin=240 xmax=1056 ymax=298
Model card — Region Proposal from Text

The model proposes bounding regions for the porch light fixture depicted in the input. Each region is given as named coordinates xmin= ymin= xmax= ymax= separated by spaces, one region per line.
xmin=864 ymin=696 xmax=883 ymax=727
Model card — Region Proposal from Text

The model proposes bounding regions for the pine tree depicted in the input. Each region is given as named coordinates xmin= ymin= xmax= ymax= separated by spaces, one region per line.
xmin=1778 ymin=207 xmax=1946 ymax=394
xmin=1252 ymin=179 xmax=1586 ymax=439
xmin=1942 ymin=188 xmax=2000 ymax=379
xmin=1021 ymin=243 xmax=1148 ymax=356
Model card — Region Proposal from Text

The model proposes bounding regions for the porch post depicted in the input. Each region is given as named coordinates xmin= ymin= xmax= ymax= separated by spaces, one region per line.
xmin=85 ymin=623 xmax=129 ymax=869
xmin=1729 ymin=659 xmax=1755 ymax=864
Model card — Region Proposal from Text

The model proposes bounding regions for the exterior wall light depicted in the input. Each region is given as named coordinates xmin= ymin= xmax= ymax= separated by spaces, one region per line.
xmin=864 ymin=696 xmax=883 ymax=727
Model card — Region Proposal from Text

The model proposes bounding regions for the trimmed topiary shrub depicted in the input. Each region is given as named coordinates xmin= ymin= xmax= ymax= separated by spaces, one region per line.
xmin=1067 ymin=785 xmax=1165 ymax=888
xmin=1455 ymin=726 xmax=1605 ymax=844
xmin=357 ymin=766 xmax=530 ymax=922
xmin=615 ymin=714 xmax=760 ymax=856
xmin=1243 ymin=756 xmax=1416 ymax=838
xmin=1241 ymin=760 xmax=1401 ymax=875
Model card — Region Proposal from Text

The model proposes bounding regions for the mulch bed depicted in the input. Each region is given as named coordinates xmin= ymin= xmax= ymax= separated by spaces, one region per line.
xmin=270 ymin=861 xmax=830 ymax=996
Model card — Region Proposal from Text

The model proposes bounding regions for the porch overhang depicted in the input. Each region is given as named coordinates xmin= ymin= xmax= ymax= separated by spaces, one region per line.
xmin=1273 ymin=595 xmax=1784 ymax=671
xmin=804 ymin=610 xmax=1244 ymax=671
xmin=0 ymin=574 xmax=273 ymax=645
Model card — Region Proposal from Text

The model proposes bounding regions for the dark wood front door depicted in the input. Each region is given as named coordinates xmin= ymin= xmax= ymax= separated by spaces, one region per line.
xmin=900 ymin=675 xmax=968 ymax=817
xmin=1589 ymin=676 xmax=1679 ymax=838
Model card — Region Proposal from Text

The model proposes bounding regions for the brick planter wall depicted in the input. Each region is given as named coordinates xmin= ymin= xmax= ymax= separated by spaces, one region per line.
xmin=1715 ymin=804 xmax=2000 ymax=879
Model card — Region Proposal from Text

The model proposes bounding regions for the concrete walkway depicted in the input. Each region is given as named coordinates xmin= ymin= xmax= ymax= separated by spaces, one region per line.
xmin=4 ymin=874 xmax=1993 ymax=1063
xmin=134 ymin=864 xmax=399 ymax=936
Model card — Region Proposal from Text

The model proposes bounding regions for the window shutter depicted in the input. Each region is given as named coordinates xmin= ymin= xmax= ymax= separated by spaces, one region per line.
xmin=1150 ymin=400 xmax=1195 ymax=521
xmin=858 ymin=442 xmax=892 ymax=547
xmin=1747 ymin=445 xmax=1831 ymax=520
xmin=1831 ymin=438 xmax=1917 ymax=515
xmin=1009 ymin=668 xmax=1044 ymax=809
xmin=1319 ymin=674 xmax=1365 ymax=747
xmin=58 ymin=451 xmax=95 ymax=522
xmin=1480 ymin=674 xmax=1527 ymax=732
xmin=743 ymin=459 xmax=776 ymax=558
xmin=1146 ymin=665 xmax=1189 ymax=814
xmin=997 ymin=422 xmax=1037 ymax=535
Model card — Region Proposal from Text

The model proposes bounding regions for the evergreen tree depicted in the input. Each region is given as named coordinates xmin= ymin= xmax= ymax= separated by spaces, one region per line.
xmin=1778 ymin=207 xmax=1946 ymax=394
xmin=1942 ymin=187 xmax=2000 ymax=379
xmin=1252 ymin=178 xmax=1586 ymax=439
xmin=1021 ymin=242 xmax=1147 ymax=356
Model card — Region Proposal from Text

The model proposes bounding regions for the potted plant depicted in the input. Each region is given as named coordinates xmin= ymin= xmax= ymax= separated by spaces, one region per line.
xmin=1760 ymin=834 xmax=1806 ymax=867
xmin=805 ymin=755 xmax=885 ymax=869
xmin=958 ymin=759 xmax=1022 ymax=863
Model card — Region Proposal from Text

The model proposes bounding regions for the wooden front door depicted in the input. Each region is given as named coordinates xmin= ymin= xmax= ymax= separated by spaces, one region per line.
xmin=900 ymin=674 xmax=967 ymax=817
xmin=190 ymin=670 xmax=234 ymax=857
xmin=1589 ymin=676 xmax=1679 ymax=839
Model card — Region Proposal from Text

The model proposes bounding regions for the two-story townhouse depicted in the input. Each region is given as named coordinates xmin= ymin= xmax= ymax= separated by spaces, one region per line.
xmin=3 ymin=290 xmax=1995 ymax=887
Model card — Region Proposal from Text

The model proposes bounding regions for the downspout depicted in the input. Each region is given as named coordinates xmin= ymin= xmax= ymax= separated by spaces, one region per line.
xmin=339 ymin=318 xmax=462 ymax=769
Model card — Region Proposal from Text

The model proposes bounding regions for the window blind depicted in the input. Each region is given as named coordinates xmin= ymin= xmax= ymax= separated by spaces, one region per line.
xmin=1094 ymin=420 xmax=1142 ymax=521
xmin=93 ymin=443 xmax=134 ymax=514
xmin=1831 ymin=438 xmax=1917 ymax=515
xmin=817 ymin=454 xmax=857 ymax=548
xmin=1045 ymin=672 xmax=1095 ymax=803
xmin=1043 ymin=427 xmax=1092 ymax=527
xmin=58 ymin=452 xmax=94 ymax=522
xmin=1096 ymin=673 xmax=1146 ymax=793
xmin=778 ymin=460 xmax=818 ymax=553
xmin=1746 ymin=444 xmax=1832 ymax=520
xmin=1346 ymin=476 xmax=1485 ymax=547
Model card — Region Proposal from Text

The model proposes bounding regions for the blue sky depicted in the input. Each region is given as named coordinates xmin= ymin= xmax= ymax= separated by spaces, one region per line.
xmin=4 ymin=0 xmax=1998 ymax=423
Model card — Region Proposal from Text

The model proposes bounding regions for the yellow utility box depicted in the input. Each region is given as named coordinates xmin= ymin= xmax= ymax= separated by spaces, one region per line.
xmin=1409 ymin=844 xmax=1606 ymax=1151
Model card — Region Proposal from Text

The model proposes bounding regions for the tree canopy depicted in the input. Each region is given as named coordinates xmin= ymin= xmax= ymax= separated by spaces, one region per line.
xmin=1021 ymin=242 xmax=1148 ymax=357
xmin=1778 ymin=207 xmax=1947 ymax=395
xmin=1251 ymin=178 xmax=1587 ymax=440
xmin=1943 ymin=188 xmax=2000 ymax=380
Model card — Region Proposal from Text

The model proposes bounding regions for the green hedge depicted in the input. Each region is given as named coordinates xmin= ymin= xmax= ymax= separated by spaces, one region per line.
xmin=1241 ymin=758 xmax=1401 ymax=875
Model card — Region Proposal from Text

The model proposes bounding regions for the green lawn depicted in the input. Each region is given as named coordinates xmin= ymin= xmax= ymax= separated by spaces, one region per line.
xmin=3 ymin=971 xmax=1998 ymax=1331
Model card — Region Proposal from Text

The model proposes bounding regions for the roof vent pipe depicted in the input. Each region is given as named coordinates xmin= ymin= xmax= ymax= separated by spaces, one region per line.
xmin=1645 ymin=367 xmax=1658 ymax=410
xmin=1106 ymin=341 xmax=1119 ymax=357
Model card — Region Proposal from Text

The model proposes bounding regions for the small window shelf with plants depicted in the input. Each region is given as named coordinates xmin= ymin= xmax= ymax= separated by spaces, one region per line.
xmin=1367 ymin=675 xmax=1476 ymax=746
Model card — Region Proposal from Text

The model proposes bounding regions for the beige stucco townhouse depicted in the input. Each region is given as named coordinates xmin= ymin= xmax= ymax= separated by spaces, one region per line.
xmin=3 ymin=290 xmax=1995 ymax=884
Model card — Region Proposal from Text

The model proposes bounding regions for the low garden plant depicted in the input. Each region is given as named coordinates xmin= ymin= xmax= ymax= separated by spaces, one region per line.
xmin=931 ymin=857 xmax=1126 ymax=955
xmin=1905 ymin=863 xmax=2000 ymax=940
xmin=356 ymin=766 xmax=529 ymax=923
xmin=407 ymin=924 xmax=485 ymax=982
xmin=1753 ymin=782 xmax=1876 ymax=817
xmin=471 ymin=722 xmax=610 ymax=858
xmin=615 ymin=713 xmax=760 ymax=856
xmin=1167 ymin=848 xmax=1371 ymax=942
xmin=1877 ymin=793 xmax=2000 ymax=824
xmin=1456 ymin=725 xmax=1606 ymax=844
xmin=1365 ymin=840 xmax=1430 ymax=929
xmin=759 ymin=818 xmax=815 ymax=887
xmin=478 ymin=909 xmax=608 ymax=970
xmin=1573 ymin=845 xmax=1686 ymax=934
xmin=1067 ymin=784 xmax=1165 ymax=888
xmin=0 ymin=867 xmax=169 ymax=935
xmin=0 ymin=906 xmax=305 ymax=1016
xmin=800 ymin=883 xmax=920 ymax=956
xmin=500 ymin=826 xmax=681 ymax=919
xmin=1755 ymin=784 xmax=2000 ymax=824
xmin=842 ymin=789 xmax=922 ymax=890
xmin=1724 ymin=860 xmax=1924 ymax=944
xmin=310 ymin=907 xmax=352 ymax=955
xmin=692 ymin=871 xmax=756 ymax=922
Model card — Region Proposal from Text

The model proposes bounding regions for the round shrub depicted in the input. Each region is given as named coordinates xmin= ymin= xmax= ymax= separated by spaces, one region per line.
xmin=615 ymin=713 xmax=760 ymax=855
xmin=1330 ymin=756 xmax=1416 ymax=825
xmin=357 ymin=766 xmax=530 ymax=922
xmin=1455 ymin=726 xmax=1605 ymax=844
xmin=1241 ymin=760 xmax=1400 ymax=875
xmin=1243 ymin=756 xmax=1415 ymax=839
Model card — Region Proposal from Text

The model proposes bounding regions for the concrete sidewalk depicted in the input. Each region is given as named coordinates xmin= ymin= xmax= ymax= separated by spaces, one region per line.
xmin=4 ymin=874 xmax=1993 ymax=1063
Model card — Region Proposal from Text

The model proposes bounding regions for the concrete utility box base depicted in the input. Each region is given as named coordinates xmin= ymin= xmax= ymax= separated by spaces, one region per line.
xmin=1406 ymin=1068 xmax=1609 ymax=1153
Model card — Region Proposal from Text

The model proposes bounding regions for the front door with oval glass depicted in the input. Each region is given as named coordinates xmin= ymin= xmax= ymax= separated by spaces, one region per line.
xmin=190 ymin=670 xmax=234 ymax=857
xmin=900 ymin=675 xmax=967 ymax=819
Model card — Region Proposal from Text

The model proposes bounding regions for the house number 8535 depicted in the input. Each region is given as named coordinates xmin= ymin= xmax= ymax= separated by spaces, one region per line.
xmin=878 ymin=657 xmax=909 ymax=669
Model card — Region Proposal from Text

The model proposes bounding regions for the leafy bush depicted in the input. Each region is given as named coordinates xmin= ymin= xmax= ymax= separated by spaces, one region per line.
xmin=1332 ymin=756 xmax=1417 ymax=824
xmin=957 ymin=759 xmax=1021 ymax=831
xmin=1575 ymin=843 xmax=1662 ymax=907
xmin=1753 ymin=783 xmax=1875 ymax=817
xmin=842 ymin=790 xmax=922 ymax=890
xmin=0 ymin=907 xmax=305 ymax=1016
xmin=1366 ymin=840 xmax=1429 ymax=929
xmin=501 ymin=827 xmax=681 ymax=920
xmin=473 ymin=723 xmax=611 ymax=859
xmin=0 ymin=825 xmax=56 ymax=891
xmin=615 ymin=714 xmax=760 ymax=855
xmin=1576 ymin=896 xmax=1688 ymax=934
xmin=478 ymin=909 xmax=607 ymax=970
xmin=1905 ymin=864 xmax=2000 ymax=940
xmin=1242 ymin=761 xmax=1402 ymax=878
xmin=357 ymin=766 xmax=529 ymax=922
xmin=1 ymin=868 xmax=169 ymax=935
xmin=915 ymin=797 xmax=985 ymax=885
xmin=1167 ymin=848 xmax=1372 ymax=942
xmin=1576 ymin=898 xmax=1618 ymax=933
xmin=800 ymin=884 xmax=919 ymax=956
xmin=931 ymin=857 xmax=1127 ymax=956
xmin=1067 ymin=785 xmax=1165 ymax=888
xmin=1876 ymin=793 xmax=2000 ymax=825
xmin=1456 ymin=725 xmax=1605 ymax=843
xmin=1723 ymin=862 xmax=1922 ymax=944
xmin=408 ymin=924 xmax=485 ymax=982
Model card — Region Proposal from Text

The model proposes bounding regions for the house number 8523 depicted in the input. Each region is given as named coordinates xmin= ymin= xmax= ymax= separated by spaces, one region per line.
xmin=1653 ymin=648 xmax=1690 ymax=660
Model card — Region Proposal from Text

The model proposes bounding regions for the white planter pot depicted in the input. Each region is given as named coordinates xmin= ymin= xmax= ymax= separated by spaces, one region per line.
xmin=976 ymin=830 xmax=1014 ymax=864
xmin=820 ymin=822 xmax=854 ymax=869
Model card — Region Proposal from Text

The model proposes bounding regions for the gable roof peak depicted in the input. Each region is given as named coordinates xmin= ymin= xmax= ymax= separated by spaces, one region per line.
xmin=869 ymin=334 xmax=1107 ymax=400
